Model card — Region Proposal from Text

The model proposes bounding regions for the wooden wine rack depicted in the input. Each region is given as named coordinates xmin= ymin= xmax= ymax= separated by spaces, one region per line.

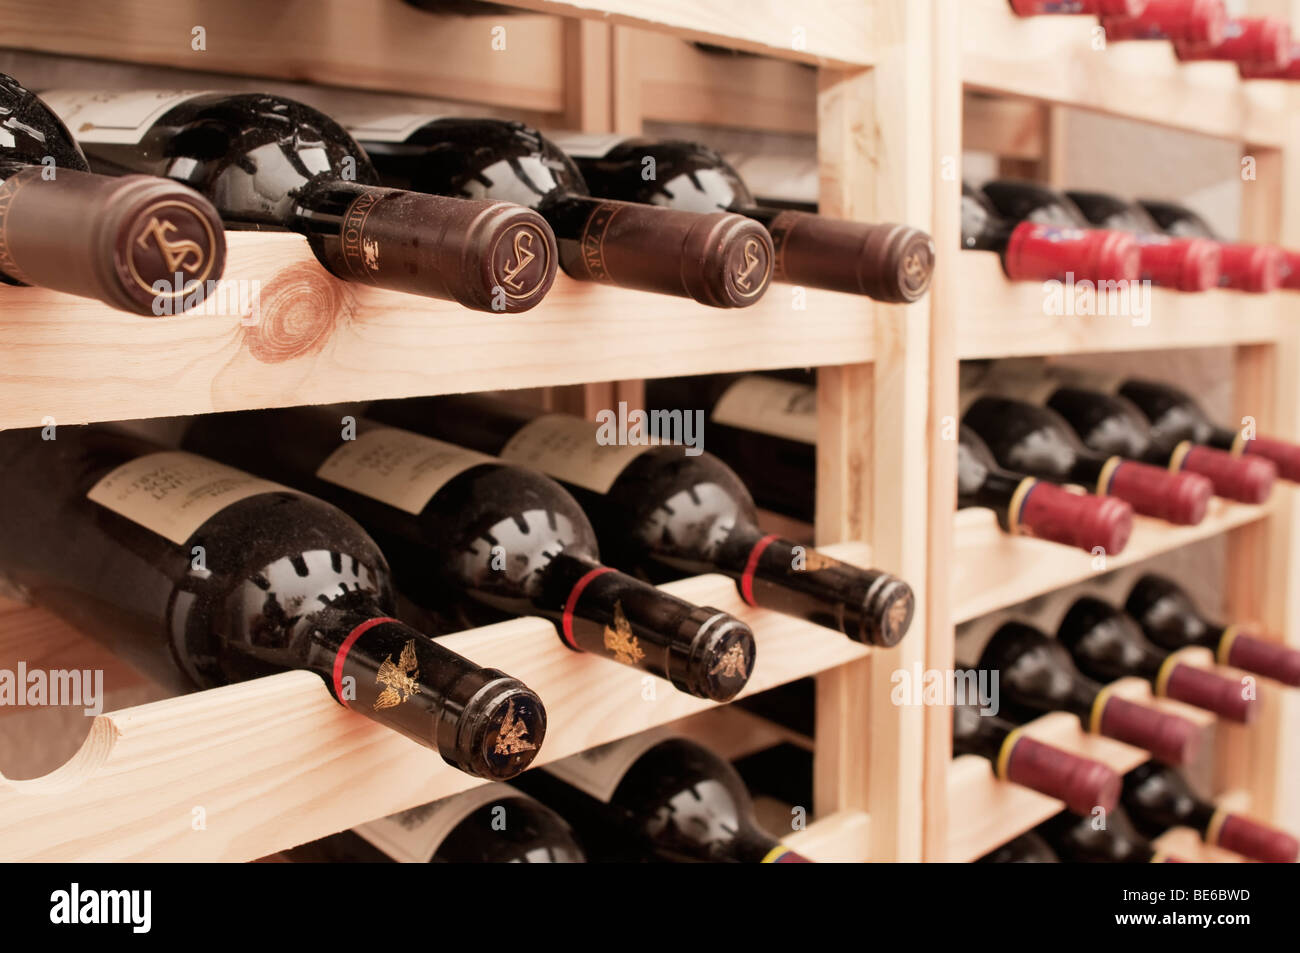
xmin=0 ymin=0 xmax=1296 ymax=863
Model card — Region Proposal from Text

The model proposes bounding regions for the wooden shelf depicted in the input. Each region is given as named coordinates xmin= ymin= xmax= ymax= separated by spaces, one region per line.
xmin=945 ymin=681 xmax=1223 ymax=862
xmin=0 ymin=543 xmax=874 ymax=861
xmin=496 ymin=0 xmax=875 ymax=66
xmin=0 ymin=231 xmax=873 ymax=432
xmin=962 ymin=0 xmax=1288 ymax=146
xmin=954 ymin=252 xmax=1293 ymax=360
xmin=952 ymin=498 xmax=1275 ymax=625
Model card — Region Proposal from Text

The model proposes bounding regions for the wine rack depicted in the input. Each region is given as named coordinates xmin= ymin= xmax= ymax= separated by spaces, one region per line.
xmin=929 ymin=0 xmax=1300 ymax=861
xmin=0 ymin=0 xmax=927 ymax=862
xmin=0 ymin=0 xmax=1296 ymax=865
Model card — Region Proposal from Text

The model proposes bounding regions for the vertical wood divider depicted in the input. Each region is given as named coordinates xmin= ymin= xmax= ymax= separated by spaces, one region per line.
xmin=812 ymin=0 xmax=937 ymax=862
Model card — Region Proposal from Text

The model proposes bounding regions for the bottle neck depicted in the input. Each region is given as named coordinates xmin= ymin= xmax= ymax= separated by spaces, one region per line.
xmin=538 ymin=551 xmax=754 ymax=701
xmin=305 ymin=599 xmax=544 ymax=778
xmin=958 ymin=461 xmax=1026 ymax=531
xmin=952 ymin=706 xmax=1011 ymax=763
xmin=713 ymin=526 xmax=911 ymax=646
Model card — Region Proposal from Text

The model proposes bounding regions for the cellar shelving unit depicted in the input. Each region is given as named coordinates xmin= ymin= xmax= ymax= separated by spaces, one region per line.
xmin=1 ymin=0 xmax=1297 ymax=865
xmin=926 ymin=0 xmax=1300 ymax=862
xmin=0 ymin=0 xmax=930 ymax=861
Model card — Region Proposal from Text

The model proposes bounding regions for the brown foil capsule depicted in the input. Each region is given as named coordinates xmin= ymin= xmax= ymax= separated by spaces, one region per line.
xmin=766 ymin=212 xmax=935 ymax=302
xmin=1001 ymin=734 xmax=1123 ymax=815
xmin=559 ymin=201 xmax=774 ymax=307
xmin=0 ymin=168 xmax=225 ymax=315
xmin=311 ymin=189 xmax=557 ymax=313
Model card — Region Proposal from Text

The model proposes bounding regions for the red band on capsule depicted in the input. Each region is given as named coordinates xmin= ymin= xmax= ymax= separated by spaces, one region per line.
xmin=741 ymin=534 xmax=781 ymax=607
xmin=562 ymin=566 xmax=615 ymax=650
xmin=332 ymin=616 xmax=400 ymax=708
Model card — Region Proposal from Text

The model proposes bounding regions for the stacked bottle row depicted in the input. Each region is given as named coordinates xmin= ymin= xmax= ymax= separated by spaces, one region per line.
xmin=0 ymin=74 xmax=934 ymax=316
xmin=1011 ymin=0 xmax=1300 ymax=81
xmin=0 ymin=396 xmax=919 ymax=781
xmin=963 ymin=179 xmax=1300 ymax=292
xmin=643 ymin=367 xmax=1299 ymax=556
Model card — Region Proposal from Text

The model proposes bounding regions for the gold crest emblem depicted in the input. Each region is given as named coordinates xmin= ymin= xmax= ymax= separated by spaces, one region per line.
xmin=135 ymin=215 xmax=206 ymax=274
xmin=373 ymin=639 xmax=421 ymax=711
xmin=709 ymin=643 xmax=750 ymax=680
xmin=494 ymin=698 xmax=537 ymax=756
xmin=733 ymin=236 xmax=766 ymax=293
xmin=604 ymin=600 xmax=646 ymax=665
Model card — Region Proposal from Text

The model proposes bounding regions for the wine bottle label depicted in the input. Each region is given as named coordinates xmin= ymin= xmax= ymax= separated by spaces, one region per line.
xmin=343 ymin=113 xmax=445 ymax=144
xmin=711 ymin=376 xmax=818 ymax=445
xmin=315 ymin=427 xmax=494 ymax=515
xmin=499 ymin=414 xmax=653 ymax=494
xmin=545 ymin=131 xmax=631 ymax=159
xmin=87 ymin=451 xmax=286 ymax=545
xmin=545 ymin=728 xmax=673 ymax=802
xmin=354 ymin=784 xmax=524 ymax=863
xmin=39 ymin=90 xmax=209 ymax=144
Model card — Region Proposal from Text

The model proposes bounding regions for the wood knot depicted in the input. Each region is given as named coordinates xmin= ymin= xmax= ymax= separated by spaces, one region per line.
xmin=242 ymin=264 xmax=347 ymax=363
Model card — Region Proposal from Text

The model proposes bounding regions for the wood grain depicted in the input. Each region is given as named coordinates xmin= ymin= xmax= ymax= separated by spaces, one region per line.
xmin=0 ymin=231 xmax=875 ymax=431
xmin=0 ymin=544 xmax=874 ymax=861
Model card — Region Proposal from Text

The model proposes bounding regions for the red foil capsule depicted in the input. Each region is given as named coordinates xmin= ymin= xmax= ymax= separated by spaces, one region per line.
xmin=1176 ymin=16 xmax=1291 ymax=68
xmin=1173 ymin=443 xmax=1276 ymax=503
xmin=1240 ymin=40 xmax=1300 ymax=79
xmin=1244 ymin=434 xmax=1300 ymax=482
xmin=1157 ymin=656 xmax=1257 ymax=722
xmin=1010 ymin=0 xmax=1145 ymax=15
xmin=1210 ymin=812 xmax=1300 ymax=863
xmin=1103 ymin=459 xmax=1212 ymax=525
xmin=1003 ymin=222 xmax=1141 ymax=282
xmin=1213 ymin=242 xmax=1284 ymax=292
xmin=1220 ymin=628 xmax=1300 ymax=687
xmin=1014 ymin=480 xmax=1134 ymax=554
xmin=1102 ymin=0 xmax=1226 ymax=45
xmin=1094 ymin=693 xmax=1201 ymax=764
xmin=1133 ymin=233 xmax=1220 ymax=291
xmin=1000 ymin=733 xmax=1123 ymax=815
xmin=1280 ymin=249 xmax=1300 ymax=289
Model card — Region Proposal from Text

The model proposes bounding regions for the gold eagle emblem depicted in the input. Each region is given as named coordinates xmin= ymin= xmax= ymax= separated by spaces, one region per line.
xmin=373 ymin=639 xmax=421 ymax=711
xmin=603 ymin=600 xmax=645 ymax=666
xmin=493 ymin=698 xmax=537 ymax=756
xmin=709 ymin=643 xmax=750 ymax=680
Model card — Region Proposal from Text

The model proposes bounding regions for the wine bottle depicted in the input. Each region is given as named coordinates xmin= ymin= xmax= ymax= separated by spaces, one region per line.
xmin=181 ymin=408 xmax=755 ymax=701
xmin=646 ymin=373 xmax=1135 ymax=555
xmin=1123 ymin=763 xmax=1298 ymax=863
xmin=1101 ymin=0 xmax=1226 ymax=45
xmin=953 ymin=702 xmax=1122 ymax=814
xmin=962 ymin=393 xmax=1213 ymax=525
xmin=962 ymin=181 xmax=1140 ymax=282
xmin=1174 ymin=15 xmax=1291 ymax=69
xmin=347 ymin=116 xmax=774 ymax=307
xmin=977 ymin=622 xmax=1201 ymax=764
xmin=1057 ymin=596 xmax=1255 ymax=723
xmin=1137 ymin=198 xmax=1283 ymax=292
xmin=368 ymin=394 xmax=916 ymax=647
xmin=1008 ymin=0 xmax=1143 ymax=16
xmin=1115 ymin=377 xmax=1300 ymax=482
xmin=977 ymin=832 xmax=1060 ymax=863
xmin=513 ymin=733 xmax=812 ymax=863
xmin=966 ymin=363 xmax=1278 ymax=503
xmin=550 ymin=134 xmax=935 ymax=302
xmin=1239 ymin=37 xmax=1300 ymax=79
xmin=0 ymin=73 xmax=226 ymax=314
xmin=40 ymin=90 xmax=558 ymax=312
xmin=1064 ymin=189 xmax=1221 ymax=291
xmin=0 ymin=426 xmax=544 ymax=779
xmin=1126 ymin=574 xmax=1300 ymax=687
xmin=1040 ymin=807 xmax=1186 ymax=862
xmin=289 ymin=783 xmax=586 ymax=863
